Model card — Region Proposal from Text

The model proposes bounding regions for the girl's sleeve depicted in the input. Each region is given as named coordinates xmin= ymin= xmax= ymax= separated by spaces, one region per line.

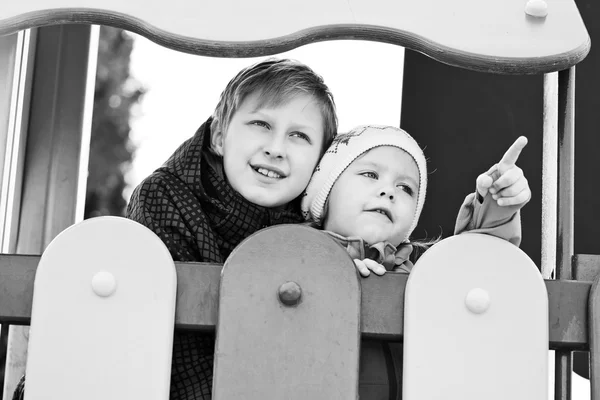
xmin=454 ymin=192 xmax=522 ymax=246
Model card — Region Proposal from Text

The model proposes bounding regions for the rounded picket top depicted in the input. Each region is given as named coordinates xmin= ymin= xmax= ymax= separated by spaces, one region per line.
xmin=26 ymin=216 xmax=177 ymax=400
xmin=214 ymin=224 xmax=361 ymax=400
xmin=403 ymin=233 xmax=548 ymax=400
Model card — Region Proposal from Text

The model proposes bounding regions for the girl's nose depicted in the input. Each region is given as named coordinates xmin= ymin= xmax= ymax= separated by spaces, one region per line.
xmin=379 ymin=188 xmax=395 ymax=201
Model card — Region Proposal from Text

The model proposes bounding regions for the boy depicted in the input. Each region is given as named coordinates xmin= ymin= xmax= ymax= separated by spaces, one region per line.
xmin=12 ymin=58 xmax=336 ymax=400
xmin=127 ymin=58 xmax=337 ymax=399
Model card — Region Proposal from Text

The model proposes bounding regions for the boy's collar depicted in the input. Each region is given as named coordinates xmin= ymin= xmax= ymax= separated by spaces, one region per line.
xmin=202 ymin=147 xmax=225 ymax=180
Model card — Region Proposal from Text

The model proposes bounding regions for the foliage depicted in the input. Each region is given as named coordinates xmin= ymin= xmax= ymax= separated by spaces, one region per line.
xmin=84 ymin=26 xmax=145 ymax=218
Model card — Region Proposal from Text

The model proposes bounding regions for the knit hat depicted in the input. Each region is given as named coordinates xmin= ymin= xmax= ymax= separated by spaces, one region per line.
xmin=301 ymin=125 xmax=427 ymax=243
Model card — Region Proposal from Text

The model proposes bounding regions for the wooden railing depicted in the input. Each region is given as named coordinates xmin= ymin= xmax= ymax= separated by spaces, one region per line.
xmin=0 ymin=247 xmax=597 ymax=350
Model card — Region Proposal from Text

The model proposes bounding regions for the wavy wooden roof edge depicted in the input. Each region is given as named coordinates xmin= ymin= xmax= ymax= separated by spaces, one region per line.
xmin=0 ymin=8 xmax=591 ymax=75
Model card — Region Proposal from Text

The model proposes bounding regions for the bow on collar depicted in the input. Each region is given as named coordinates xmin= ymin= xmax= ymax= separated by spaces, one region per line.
xmin=323 ymin=231 xmax=414 ymax=273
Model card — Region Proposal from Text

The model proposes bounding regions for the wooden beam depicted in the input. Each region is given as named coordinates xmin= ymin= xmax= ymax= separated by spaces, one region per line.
xmin=0 ymin=1 xmax=591 ymax=74
xmin=574 ymin=254 xmax=600 ymax=282
xmin=0 ymin=254 xmax=593 ymax=350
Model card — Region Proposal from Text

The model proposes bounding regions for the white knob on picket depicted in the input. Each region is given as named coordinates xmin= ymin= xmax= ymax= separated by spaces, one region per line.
xmin=525 ymin=0 xmax=548 ymax=18
xmin=92 ymin=271 xmax=117 ymax=297
xmin=465 ymin=288 xmax=490 ymax=314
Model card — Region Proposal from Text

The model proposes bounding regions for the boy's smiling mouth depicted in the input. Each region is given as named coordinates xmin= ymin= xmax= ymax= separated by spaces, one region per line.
xmin=251 ymin=164 xmax=286 ymax=179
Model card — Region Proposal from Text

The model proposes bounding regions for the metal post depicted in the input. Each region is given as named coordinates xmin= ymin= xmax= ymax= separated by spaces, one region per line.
xmin=554 ymin=66 xmax=575 ymax=400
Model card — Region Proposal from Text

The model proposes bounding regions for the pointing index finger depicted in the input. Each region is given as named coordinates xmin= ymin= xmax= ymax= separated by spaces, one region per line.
xmin=499 ymin=136 xmax=528 ymax=167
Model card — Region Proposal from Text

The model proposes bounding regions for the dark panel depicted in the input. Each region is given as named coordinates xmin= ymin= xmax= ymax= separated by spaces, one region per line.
xmin=564 ymin=0 xmax=598 ymax=383
xmin=573 ymin=0 xmax=600 ymax=258
xmin=401 ymin=50 xmax=543 ymax=266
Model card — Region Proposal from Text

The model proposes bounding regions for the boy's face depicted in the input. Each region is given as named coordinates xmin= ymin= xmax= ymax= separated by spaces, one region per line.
xmin=213 ymin=92 xmax=325 ymax=208
xmin=324 ymin=146 xmax=420 ymax=247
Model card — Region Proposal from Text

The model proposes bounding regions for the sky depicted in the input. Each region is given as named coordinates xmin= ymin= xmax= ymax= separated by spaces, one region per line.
xmin=126 ymin=33 xmax=590 ymax=399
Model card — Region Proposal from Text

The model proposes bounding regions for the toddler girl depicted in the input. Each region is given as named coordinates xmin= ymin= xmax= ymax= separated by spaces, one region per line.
xmin=302 ymin=124 xmax=529 ymax=276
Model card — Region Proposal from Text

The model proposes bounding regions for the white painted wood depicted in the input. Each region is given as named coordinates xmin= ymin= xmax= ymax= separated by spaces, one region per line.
xmin=25 ymin=217 xmax=176 ymax=400
xmin=75 ymin=25 xmax=98 ymax=222
xmin=403 ymin=233 xmax=548 ymax=400
xmin=542 ymin=72 xmax=558 ymax=280
xmin=0 ymin=0 xmax=590 ymax=73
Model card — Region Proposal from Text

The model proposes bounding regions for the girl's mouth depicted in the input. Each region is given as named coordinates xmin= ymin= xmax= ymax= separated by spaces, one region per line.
xmin=369 ymin=208 xmax=393 ymax=221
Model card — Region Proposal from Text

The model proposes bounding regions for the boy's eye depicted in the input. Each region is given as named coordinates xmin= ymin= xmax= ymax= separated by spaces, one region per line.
xmin=290 ymin=131 xmax=312 ymax=144
xmin=250 ymin=120 xmax=270 ymax=129
xmin=360 ymin=171 xmax=378 ymax=180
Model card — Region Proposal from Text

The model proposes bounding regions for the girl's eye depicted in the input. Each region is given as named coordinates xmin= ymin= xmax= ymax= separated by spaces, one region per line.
xmin=290 ymin=131 xmax=312 ymax=144
xmin=361 ymin=171 xmax=378 ymax=180
xmin=397 ymin=184 xmax=415 ymax=197
xmin=251 ymin=120 xmax=270 ymax=129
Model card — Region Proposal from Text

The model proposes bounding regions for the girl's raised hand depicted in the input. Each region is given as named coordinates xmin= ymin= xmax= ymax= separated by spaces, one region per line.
xmin=476 ymin=136 xmax=531 ymax=207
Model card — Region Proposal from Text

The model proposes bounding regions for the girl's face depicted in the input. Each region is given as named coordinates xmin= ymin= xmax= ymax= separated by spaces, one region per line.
xmin=212 ymin=92 xmax=325 ymax=208
xmin=323 ymin=146 xmax=420 ymax=247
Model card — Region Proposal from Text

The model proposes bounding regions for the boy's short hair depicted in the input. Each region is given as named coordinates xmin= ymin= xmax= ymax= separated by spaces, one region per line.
xmin=211 ymin=58 xmax=338 ymax=151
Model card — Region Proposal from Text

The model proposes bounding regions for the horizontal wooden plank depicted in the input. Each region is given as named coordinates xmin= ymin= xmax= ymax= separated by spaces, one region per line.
xmin=0 ymin=254 xmax=591 ymax=350
xmin=0 ymin=1 xmax=590 ymax=74
xmin=0 ymin=254 xmax=37 ymax=325
xmin=574 ymin=254 xmax=600 ymax=282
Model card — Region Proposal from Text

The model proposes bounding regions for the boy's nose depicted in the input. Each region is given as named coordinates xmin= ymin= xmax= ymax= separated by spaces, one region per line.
xmin=264 ymin=149 xmax=284 ymax=159
xmin=263 ymin=138 xmax=286 ymax=159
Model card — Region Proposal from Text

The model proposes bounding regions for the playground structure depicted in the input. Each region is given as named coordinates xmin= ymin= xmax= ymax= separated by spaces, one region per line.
xmin=0 ymin=0 xmax=594 ymax=399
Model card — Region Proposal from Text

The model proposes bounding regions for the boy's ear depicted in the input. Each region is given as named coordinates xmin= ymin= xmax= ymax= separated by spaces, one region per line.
xmin=210 ymin=126 xmax=225 ymax=156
